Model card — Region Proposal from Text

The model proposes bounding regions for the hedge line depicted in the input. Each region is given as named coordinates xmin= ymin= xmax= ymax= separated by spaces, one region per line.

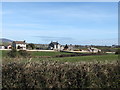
xmin=2 ymin=60 xmax=120 ymax=88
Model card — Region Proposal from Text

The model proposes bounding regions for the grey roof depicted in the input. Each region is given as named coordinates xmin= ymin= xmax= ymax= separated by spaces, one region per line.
xmin=50 ymin=42 xmax=59 ymax=45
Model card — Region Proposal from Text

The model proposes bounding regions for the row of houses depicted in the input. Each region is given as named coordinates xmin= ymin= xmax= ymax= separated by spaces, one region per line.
xmin=48 ymin=41 xmax=101 ymax=52
xmin=0 ymin=40 xmax=101 ymax=53
xmin=0 ymin=45 xmax=12 ymax=49
xmin=0 ymin=41 xmax=26 ymax=50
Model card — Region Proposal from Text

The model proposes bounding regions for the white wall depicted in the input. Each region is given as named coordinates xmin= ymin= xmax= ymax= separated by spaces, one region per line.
xmin=0 ymin=46 xmax=5 ymax=49
xmin=15 ymin=44 xmax=26 ymax=50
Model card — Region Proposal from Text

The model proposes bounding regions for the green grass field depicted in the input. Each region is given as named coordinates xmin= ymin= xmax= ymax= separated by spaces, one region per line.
xmin=28 ymin=51 xmax=72 ymax=57
xmin=1 ymin=50 xmax=118 ymax=63
xmin=52 ymin=54 xmax=118 ymax=62
xmin=29 ymin=54 xmax=118 ymax=63
xmin=1 ymin=50 xmax=72 ymax=57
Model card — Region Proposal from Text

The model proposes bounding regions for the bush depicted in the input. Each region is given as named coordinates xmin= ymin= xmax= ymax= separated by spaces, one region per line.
xmin=2 ymin=61 xmax=120 ymax=88
xmin=7 ymin=48 xmax=18 ymax=58
xmin=27 ymin=43 xmax=35 ymax=49
xmin=18 ymin=50 xmax=30 ymax=57
xmin=7 ymin=49 xmax=30 ymax=58
xmin=115 ymin=49 xmax=120 ymax=54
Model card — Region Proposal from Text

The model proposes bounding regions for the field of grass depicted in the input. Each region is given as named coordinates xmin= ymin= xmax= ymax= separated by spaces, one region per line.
xmin=1 ymin=50 xmax=9 ymax=57
xmin=2 ymin=50 xmax=118 ymax=64
xmin=51 ymin=54 xmax=118 ymax=62
xmin=1 ymin=50 xmax=71 ymax=57
xmin=28 ymin=54 xmax=118 ymax=62
xmin=28 ymin=51 xmax=72 ymax=57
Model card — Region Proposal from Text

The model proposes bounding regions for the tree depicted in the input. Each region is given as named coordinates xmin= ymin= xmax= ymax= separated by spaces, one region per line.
xmin=7 ymin=49 xmax=31 ymax=58
xmin=7 ymin=48 xmax=18 ymax=58
xmin=18 ymin=50 xmax=30 ymax=57
xmin=64 ymin=44 xmax=68 ymax=50
xmin=28 ymin=43 xmax=35 ymax=49
xmin=75 ymin=45 xmax=79 ymax=48
xmin=115 ymin=49 xmax=120 ymax=54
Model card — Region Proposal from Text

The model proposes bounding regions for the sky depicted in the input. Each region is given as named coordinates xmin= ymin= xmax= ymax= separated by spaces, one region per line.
xmin=1 ymin=2 xmax=118 ymax=45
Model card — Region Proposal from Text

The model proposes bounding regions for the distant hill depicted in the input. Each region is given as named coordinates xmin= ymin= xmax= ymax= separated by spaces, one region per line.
xmin=0 ymin=38 xmax=13 ymax=45
xmin=0 ymin=38 xmax=13 ymax=43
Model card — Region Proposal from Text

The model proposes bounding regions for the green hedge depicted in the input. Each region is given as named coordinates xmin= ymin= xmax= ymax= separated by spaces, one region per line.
xmin=7 ymin=49 xmax=30 ymax=58
xmin=2 ymin=60 xmax=120 ymax=88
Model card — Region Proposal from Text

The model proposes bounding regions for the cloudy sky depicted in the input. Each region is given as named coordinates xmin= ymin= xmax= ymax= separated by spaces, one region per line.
xmin=2 ymin=2 xmax=118 ymax=45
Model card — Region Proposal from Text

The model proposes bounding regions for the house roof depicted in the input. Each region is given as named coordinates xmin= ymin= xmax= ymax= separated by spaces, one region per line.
xmin=13 ymin=41 xmax=26 ymax=44
xmin=50 ymin=42 xmax=59 ymax=45
xmin=0 ymin=45 xmax=4 ymax=46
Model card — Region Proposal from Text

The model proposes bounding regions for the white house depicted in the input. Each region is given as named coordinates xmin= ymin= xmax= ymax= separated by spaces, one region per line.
xmin=0 ymin=45 xmax=5 ymax=49
xmin=68 ymin=45 xmax=74 ymax=51
xmin=7 ymin=44 xmax=12 ymax=49
xmin=88 ymin=47 xmax=101 ymax=53
xmin=48 ymin=41 xmax=61 ymax=50
xmin=60 ymin=46 xmax=64 ymax=50
xmin=12 ymin=41 xmax=26 ymax=50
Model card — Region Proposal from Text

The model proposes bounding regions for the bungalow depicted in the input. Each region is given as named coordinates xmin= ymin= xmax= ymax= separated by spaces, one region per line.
xmin=12 ymin=40 xmax=26 ymax=50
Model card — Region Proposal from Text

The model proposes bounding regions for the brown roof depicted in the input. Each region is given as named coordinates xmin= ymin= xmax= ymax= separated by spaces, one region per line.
xmin=13 ymin=41 xmax=26 ymax=44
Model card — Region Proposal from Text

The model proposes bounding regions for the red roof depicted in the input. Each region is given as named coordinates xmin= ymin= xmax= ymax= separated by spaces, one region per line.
xmin=13 ymin=41 xmax=26 ymax=44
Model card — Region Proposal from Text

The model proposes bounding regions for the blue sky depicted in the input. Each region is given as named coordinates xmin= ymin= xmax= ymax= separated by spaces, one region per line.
xmin=2 ymin=2 xmax=118 ymax=45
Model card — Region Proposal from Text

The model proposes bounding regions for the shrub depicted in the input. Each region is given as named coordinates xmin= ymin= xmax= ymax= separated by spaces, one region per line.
xmin=7 ymin=49 xmax=30 ymax=58
xmin=2 ymin=60 xmax=120 ymax=88
xmin=7 ymin=48 xmax=18 ymax=58
xmin=18 ymin=50 xmax=30 ymax=57
xmin=115 ymin=49 xmax=120 ymax=54
xmin=27 ymin=43 xmax=35 ymax=49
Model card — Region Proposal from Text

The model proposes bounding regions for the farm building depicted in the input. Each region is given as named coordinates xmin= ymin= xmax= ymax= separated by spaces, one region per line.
xmin=0 ymin=45 xmax=5 ymax=49
xmin=7 ymin=44 xmax=12 ymax=49
xmin=12 ymin=41 xmax=26 ymax=50
xmin=88 ymin=47 xmax=101 ymax=53
xmin=48 ymin=41 xmax=61 ymax=50
xmin=60 ymin=46 xmax=64 ymax=50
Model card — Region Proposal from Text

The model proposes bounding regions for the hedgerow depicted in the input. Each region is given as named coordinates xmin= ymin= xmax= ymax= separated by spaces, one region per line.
xmin=7 ymin=49 xmax=30 ymax=58
xmin=2 ymin=60 xmax=120 ymax=88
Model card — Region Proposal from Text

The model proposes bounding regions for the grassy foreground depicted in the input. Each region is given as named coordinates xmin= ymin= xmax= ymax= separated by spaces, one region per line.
xmin=2 ymin=60 xmax=120 ymax=88
xmin=1 ymin=50 xmax=120 ymax=88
